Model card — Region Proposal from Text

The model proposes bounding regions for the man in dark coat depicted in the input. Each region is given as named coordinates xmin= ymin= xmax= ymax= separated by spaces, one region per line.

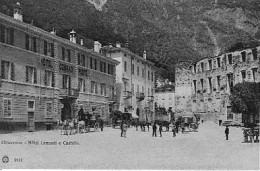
xmin=159 ymin=124 xmax=163 ymax=137
xmin=152 ymin=123 xmax=157 ymax=137
xmin=78 ymin=106 xmax=84 ymax=121
xmin=225 ymin=126 xmax=229 ymax=140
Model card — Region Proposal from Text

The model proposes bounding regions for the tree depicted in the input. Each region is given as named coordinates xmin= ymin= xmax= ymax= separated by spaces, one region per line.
xmin=229 ymin=82 xmax=260 ymax=126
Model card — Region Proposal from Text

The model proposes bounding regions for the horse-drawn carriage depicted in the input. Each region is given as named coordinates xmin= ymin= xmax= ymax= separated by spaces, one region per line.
xmin=177 ymin=114 xmax=200 ymax=132
xmin=84 ymin=114 xmax=101 ymax=132
xmin=111 ymin=111 xmax=132 ymax=128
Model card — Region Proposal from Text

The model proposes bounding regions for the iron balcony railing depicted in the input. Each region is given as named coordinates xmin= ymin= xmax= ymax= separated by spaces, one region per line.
xmin=123 ymin=91 xmax=133 ymax=99
xmin=59 ymin=88 xmax=79 ymax=98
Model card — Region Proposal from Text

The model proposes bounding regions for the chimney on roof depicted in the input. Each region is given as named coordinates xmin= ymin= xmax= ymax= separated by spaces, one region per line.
xmin=80 ymin=38 xmax=84 ymax=46
xmin=69 ymin=30 xmax=76 ymax=43
xmin=143 ymin=50 xmax=147 ymax=60
xmin=94 ymin=41 xmax=102 ymax=53
xmin=50 ymin=28 xmax=56 ymax=35
xmin=13 ymin=2 xmax=23 ymax=22
xmin=116 ymin=42 xmax=121 ymax=48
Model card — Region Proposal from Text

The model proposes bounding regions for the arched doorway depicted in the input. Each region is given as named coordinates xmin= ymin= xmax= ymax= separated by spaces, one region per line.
xmin=61 ymin=101 xmax=72 ymax=121
xmin=136 ymin=108 xmax=140 ymax=116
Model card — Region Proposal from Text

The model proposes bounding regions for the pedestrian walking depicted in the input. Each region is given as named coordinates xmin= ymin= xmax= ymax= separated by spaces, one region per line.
xmin=159 ymin=124 xmax=163 ymax=137
xmin=243 ymin=129 xmax=249 ymax=143
xmin=181 ymin=122 xmax=185 ymax=133
xmin=175 ymin=120 xmax=179 ymax=134
xmin=171 ymin=122 xmax=176 ymax=137
xmin=120 ymin=121 xmax=124 ymax=137
xmin=249 ymin=127 xmax=255 ymax=143
xmin=225 ymin=126 xmax=229 ymax=140
xmin=100 ymin=119 xmax=104 ymax=131
xmin=135 ymin=122 xmax=138 ymax=131
xmin=147 ymin=123 xmax=150 ymax=132
xmin=152 ymin=123 xmax=157 ymax=137
xmin=122 ymin=122 xmax=128 ymax=138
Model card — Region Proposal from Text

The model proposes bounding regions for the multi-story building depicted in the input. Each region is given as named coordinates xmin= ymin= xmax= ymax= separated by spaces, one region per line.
xmin=154 ymin=82 xmax=175 ymax=121
xmin=0 ymin=3 xmax=119 ymax=132
xmin=101 ymin=44 xmax=156 ymax=123
xmin=175 ymin=46 xmax=260 ymax=123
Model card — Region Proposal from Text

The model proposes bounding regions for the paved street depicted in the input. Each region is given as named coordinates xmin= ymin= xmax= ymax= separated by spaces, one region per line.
xmin=0 ymin=121 xmax=259 ymax=170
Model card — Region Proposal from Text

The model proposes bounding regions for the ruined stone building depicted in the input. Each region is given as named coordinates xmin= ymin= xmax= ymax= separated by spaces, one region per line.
xmin=0 ymin=3 xmax=119 ymax=132
xmin=175 ymin=46 xmax=260 ymax=123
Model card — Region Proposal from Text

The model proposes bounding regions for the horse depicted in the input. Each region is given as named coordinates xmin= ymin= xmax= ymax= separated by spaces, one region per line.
xmin=67 ymin=118 xmax=78 ymax=135
xmin=76 ymin=119 xmax=86 ymax=134
xmin=57 ymin=120 xmax=69 ymax=135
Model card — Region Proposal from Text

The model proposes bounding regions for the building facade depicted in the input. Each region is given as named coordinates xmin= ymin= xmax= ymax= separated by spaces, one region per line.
xmin=175 ymin=46 xmax=260 ymax=123
xmin=0 ymin=5 xmax=118 ymax=132
xmin=101 ymin=45 xmax=156 ymax=123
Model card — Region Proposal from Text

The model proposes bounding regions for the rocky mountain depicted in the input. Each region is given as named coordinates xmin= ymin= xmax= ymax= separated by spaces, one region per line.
xmin=1 ymin=0 xmax=260 ymax=81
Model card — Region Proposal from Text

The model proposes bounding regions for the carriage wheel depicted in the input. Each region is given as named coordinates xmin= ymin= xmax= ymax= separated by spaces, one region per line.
xmin=94 ymin=123 xmax=99 ymax=131
xmin=189 ymin=123 xmax=197 ymax=131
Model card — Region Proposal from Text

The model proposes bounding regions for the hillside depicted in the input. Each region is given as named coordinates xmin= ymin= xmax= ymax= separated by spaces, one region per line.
xmin=0 ymin=0 xmax=259 ymax=81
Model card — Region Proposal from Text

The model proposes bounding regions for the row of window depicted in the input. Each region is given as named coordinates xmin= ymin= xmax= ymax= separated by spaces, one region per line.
xmin=2 ymin=98 xmax=53 ymax=118
xmin=193 ymin=68 xmax=258 ymax=94
xmin=124 ymin=61 xmax=154 ymax=81
xmin=128 ymin=84 xmax=154 ymax=96
xmin=0 ymin=24 xmax=115 ymax=76
xmin=194 ymin=48 xmax=258 ymax=73
xmin=1 ymin=60 xmax=114 ymax=96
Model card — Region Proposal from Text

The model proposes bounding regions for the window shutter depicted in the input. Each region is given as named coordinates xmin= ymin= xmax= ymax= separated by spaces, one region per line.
xmin=25 ymin=66 xmax=29 ymax=82
xmin=82 ymin=55 xmax=85 ymax=67
xmin=78 ymin=53 xmax=80 ymax=65
xmin=11 ymin=63 xmax=15 ymax=81
xmin=33 ymin=37 xmax=37 ymax=52
xmin=68 ymin=76 xmax=71 ymax=89
xmin=9 ymin=28 xmax=14 ymax=45
xmin=51 ymin=72 xmax=55 ymax=87
xmin=44 ymin=41 xmax=47 ymax=55
xmin=1 ymin=61 xmax=5 ymax=79
xmin=33 ymin=68 xmax=37 ymax=84
xmin=25 ymin=34 xmax=29 ymax=50
xmin=50 ymin=43 xmax=54 ymax=57
xmin=62 ymin=47 xmax=65 ymax=60
xmin=0 ymin=25 xmax=4 ymax=43
xmin=44 ymin=70 xmax=47 ymax=86
xmin=67 ymin=50 xmax=71 ymax=62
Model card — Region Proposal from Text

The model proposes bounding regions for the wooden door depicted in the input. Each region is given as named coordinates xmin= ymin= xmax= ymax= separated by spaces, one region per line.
xmin=28 ymin=112 xmax=35 ymax=132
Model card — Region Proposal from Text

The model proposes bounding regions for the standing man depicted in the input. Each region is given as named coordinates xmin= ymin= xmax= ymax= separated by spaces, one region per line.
xmin=152 ymin=123 xmax=157 ymax=137
xmin=159 ymin=124 xmax=163 ymax=137
xmin=225 ymin=126 xmax=229 ymax=140
xmin=78 ymin=106 xmax=84 ymax=121
xmin=122 ymin=121 xmax=128 ymax=138
xmin=175 ymin=120 xmax=179 ymax=134
xmin=120 ymin=121 xmax=124 ymax=137
xmin=100 ymin=119 xmax=104 ymax=131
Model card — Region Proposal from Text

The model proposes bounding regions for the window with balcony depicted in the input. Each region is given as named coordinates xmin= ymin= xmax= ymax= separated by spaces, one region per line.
xmin=252 ymin=68 xmax=258 ymax=82
xmin=227 ymin=73 xmax=234 ymax=93
xmin=217 ymin=75 xmax=221 ymax=91
xmin=1 ymin=60 xmax=15 ymax=81
xmin=193 ymin=64 xmax=197 ymax=73
xmin=100 ymin=61 xmax=106 ymax=73
xmin=62 ymin=47 xmax=71 ymax=62
xmin=101 ymin=83 xmax=106 ymax=96
xmin=193 ymin=80 xmax=197 ymax=94
xmin=108 ymin=64 xmax=114 ymax=75
xmin=241 ymin=70 xmax=246 ymax=81
xmin=208 ymin=59 xmax=212 ymax=70
xmin=148 ymin=70 xmax=150 ymax=80
xmin=124 ymin=61 xmax=127 ymax=72
xmin=241 ymin=51 xmax=246 ymax=62
xmin=252 ymin=48 xmax=257 ymax=60
xmin=200 ymin=79 xmax=204 ymax=91
xmin=151 ymin=72 xmax=154 ymax=82
xmin=90 ymin=57 xmax=93 ymax=69
xmin=137 ymin=66 xmax=140 ymax=76
xmin=25 ymin=34 xmax=37 ymax=52
xmin=44 ymin=70 xmax=54 ymax=87
xmin=44 ymin=41 xmax=54 ymax=57
xmin=201 ymin=62 xmax=204 ymax=72
xmin=228 ymin=54 xmax=232 ymax=65
xmin=208 ymin=77 xmax=212 ymax=93
xmin=91 ymin=81 xmax=98 ymax=94
xmin=142 ymin=68 xmax=145 ymax=78
xmin=0 ymin=25 xmax=14 ymax=45
xmin=131 ymin=64 xmax=134 ymax=75
xmin=78 ymin=78 xmax=86 ymax=92
xmin=62 ymin=74 xmax=71 ymax=89
xmin=25 ymin=66 xmax=37 ymax=84
xmin=217 ymin=57 xmax=221 ymax=68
